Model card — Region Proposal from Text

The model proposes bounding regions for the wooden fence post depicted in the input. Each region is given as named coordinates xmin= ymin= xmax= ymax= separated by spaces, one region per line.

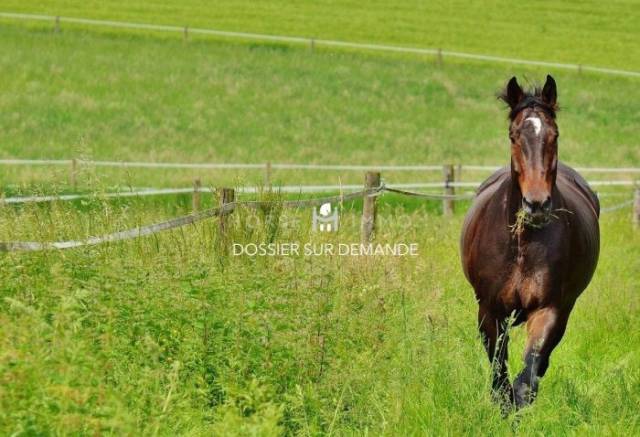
xmin=437 ymin=48 xmax=443 ymax=66
xmin=218 ymin=187 xmax=235 ymax=240
xmin=70 ymin=158 xmax=78 ymax=189
xmin=54 ymin=16 xmax=60 ymax=33
xmin=264 ymin=161 xmax=272 ymax=187
xmin=192 ymin=178 xmax=201 ymax=212
xmin=361 ymin=171 xmax=380 ymax=242
xmin=443 ymin=164 xmax=454 ymax=217
xmin=183 ymin=26 xmax=189 ymax=41
xmin=634 ymin=188 xmax=640 ymax=229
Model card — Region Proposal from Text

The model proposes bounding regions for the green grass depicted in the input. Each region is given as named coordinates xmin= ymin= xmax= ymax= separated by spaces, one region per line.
xmin=0 ymin=2 xmax=639 ymax=435
xmin=3 ymin=0 xmax=640 ymax=71
xmin=0 ymin=199 xmax=638 ymax=435
xmin=0 ymin=23 xmax=638 ymax=190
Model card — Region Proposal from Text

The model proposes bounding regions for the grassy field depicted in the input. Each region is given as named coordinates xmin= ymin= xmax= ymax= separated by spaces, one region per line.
xmin=0 ymin=199 xmax=638 ymax=435
xmin=3 ymin=0 xmax=640 ymax=71
xmin=0 ymin=22 xmax=638 ymax=190
xmin=0 ymin=1 xmax=639 ymax=435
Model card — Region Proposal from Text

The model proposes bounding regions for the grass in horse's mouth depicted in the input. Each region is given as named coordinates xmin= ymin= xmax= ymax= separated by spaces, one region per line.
xmin=510 ymin=208 xmax=573 ymax=236
xmin=510 ymin=208 xmax=547 ymax=236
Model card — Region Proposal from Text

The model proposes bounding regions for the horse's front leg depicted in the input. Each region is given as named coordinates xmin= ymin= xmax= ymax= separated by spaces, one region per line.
xmin=513 ymin=306 xmax=570 ymax=408
xmin=478 ymin=306 xmax=512 ymax=407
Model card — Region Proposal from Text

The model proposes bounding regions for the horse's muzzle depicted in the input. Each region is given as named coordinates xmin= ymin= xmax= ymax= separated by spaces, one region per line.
xmin=522 ymin=196 xmax=552 ymax=227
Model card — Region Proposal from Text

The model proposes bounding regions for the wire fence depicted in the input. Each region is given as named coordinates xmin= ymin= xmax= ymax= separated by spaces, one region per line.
xmin=1 ymin=12 xmax=640 ymax=78
xmin=1 ymin=158 xmax=639 ymax=174
xmin=0 ymin=182 xmax=636 ymax=253
xmin=1 ymin=12 xmax=637 ymax=250
xmin=1 ymin=180 xmax=635 ymax=205
xmin=600 ymin=199 xmax=636 ymax=213
xmin=0 ymin=185 xmax=381 ymax=252
xmin=0 ymin=183 xmax=476 ymax=205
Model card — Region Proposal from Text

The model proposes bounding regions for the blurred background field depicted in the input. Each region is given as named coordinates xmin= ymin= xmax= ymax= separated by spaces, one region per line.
xmin=4 ymin=0 xmax=640 ymax=70
xmin=0 ymin=7 xmax=639 ymax=189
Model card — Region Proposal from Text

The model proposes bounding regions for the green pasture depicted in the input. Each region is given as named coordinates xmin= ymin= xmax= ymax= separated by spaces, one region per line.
xmin=0 ymin=21 xmax=638 ymax=190
xmin=0 ymin=2 xmax=639 ymax=435
xmin=3 ymin=0 xmax=640 ymax=71
xmin=0 ymin=198 xmax=638 ymax=435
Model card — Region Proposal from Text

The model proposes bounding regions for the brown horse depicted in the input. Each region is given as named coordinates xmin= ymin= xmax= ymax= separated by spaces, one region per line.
xmin=460 ymin=75 xmax=600 ymax=409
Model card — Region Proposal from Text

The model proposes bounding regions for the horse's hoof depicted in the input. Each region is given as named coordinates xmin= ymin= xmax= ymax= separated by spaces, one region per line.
xmin=513 ymin=382 xmax=536 ymax=409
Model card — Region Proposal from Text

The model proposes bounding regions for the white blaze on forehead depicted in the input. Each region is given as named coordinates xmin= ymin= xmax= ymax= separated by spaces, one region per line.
xmin=525 ymin=116 xmax=542 ymax=135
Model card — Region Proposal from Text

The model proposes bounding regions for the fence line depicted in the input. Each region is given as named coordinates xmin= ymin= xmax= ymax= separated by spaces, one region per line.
xmin=573 ymin=167 xmax=640 ymax=174
xmin=3 ymin=179 xmax=636 ymax=205
xmin=588 ymin=181 xmax=638 ymax=187
xmin=1 ymin=173 xmax=637 ymax=252
xmin=1 ymin=188 xmax=194 ymax=204
xmin=600 ymin=199 xmax=635 ymax=213
xmin=384 ymin=186 xmax=475 ymax=200
xmin=0 ymin=185 xmax=383 ymax=252
xmin=0 ymin=202 xmax=236 ymax=252
xmin=0 ymin=183 xmax=465 ymax=204
xmin=1 ymin=158 xmax=639 ymax=174
xmin=0 ymin=158 xmax=453 ymax=171
xmin=461 ymin=165 xmax=640 ymax=173
xmin=596 ymin=192 xmax=636 ymax=198
xmin=1 ymin=12 xmax=640 ymax=78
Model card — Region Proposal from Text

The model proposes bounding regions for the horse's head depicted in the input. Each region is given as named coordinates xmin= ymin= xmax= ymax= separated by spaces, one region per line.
xmin=500 ymin=75 xmax=559 ymax=224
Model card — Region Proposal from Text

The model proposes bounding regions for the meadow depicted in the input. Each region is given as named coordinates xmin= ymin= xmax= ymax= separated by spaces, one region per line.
xmin=0 ymin=21 xmax=639 ymax=191
xmin=0 ymin=1 xmax=639 ymax=435
xmin=4 ymin=0 xmax=640 ymax=71
xmin=0 ymin=198 xmax=638 ymax=435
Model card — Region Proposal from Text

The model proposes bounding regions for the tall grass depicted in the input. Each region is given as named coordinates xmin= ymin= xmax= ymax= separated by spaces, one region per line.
xmin=0 ymin=196 xmax=638 ymax=434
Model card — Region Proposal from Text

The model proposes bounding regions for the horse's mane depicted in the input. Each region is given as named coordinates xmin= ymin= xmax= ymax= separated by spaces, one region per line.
xmin=498 ymin=84 xmax=559 ymax=121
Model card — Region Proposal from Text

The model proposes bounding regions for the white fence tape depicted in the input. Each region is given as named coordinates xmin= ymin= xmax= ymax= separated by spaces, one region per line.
xmin=0 ymin=159 xmax=73 ymax=165
xmin=1 ymin=158 xmax=639 ymax=174
xmin=588 ymin=181 xmax=638 ymax=187
xmin=0 ymin=185 xmax=633 ymax=252
xmin=0 ymin=187 xmax=384 ymax=252
xmin=0 ymin=159 xmax=440 ymax=171
xmin=1 ymin=188 xmax=195 ymax=204
xmin=0 ymin=183 xmax=475 ymax=204
xmin=600 ymin=199 xmax=635 ymax=213
xmin=2 ymin=181 xmax=635 ymax=205
xmin=1 ymin=12 xmax=640 ymax=78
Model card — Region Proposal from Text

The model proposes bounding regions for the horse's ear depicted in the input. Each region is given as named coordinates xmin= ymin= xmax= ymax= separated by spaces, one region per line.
xmin=501 ymin=76 xmax=524 ymax=110
xmin=541 ymin=75 xmax=557 ymax=108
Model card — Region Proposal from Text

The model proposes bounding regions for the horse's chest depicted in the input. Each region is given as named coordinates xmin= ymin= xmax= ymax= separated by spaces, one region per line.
xmin=498 ymin=260 xmax=551 ymax=311
xmin=494 ymin=234 xmax=565 ymax=311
